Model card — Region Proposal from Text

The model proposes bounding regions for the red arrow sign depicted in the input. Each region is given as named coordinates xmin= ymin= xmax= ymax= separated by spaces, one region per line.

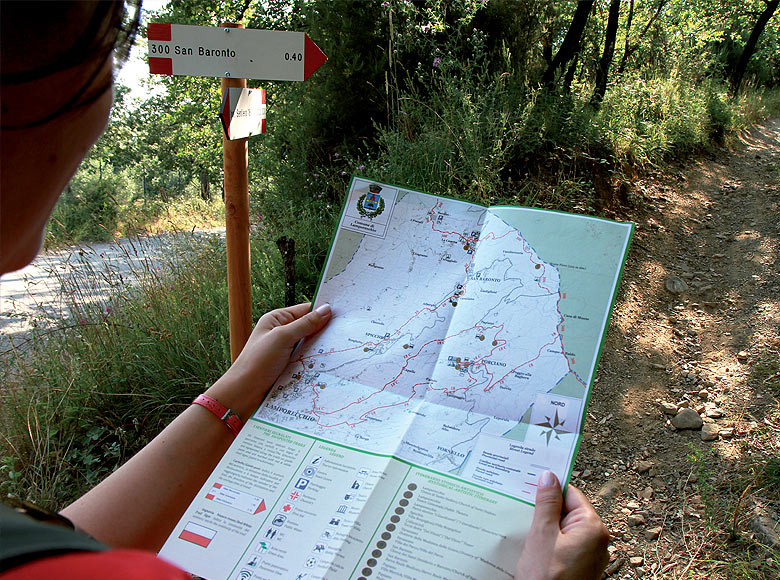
xmin=148 ymin=23 xmax=326 ymax=81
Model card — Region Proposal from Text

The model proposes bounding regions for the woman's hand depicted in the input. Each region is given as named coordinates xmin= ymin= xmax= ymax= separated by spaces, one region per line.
xmin=207 ymin=303 xmax=332 ymax=418
xmin=516 ymin=472 xmax=610 ymax=580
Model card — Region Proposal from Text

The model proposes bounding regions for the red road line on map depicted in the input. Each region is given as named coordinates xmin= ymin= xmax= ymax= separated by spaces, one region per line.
xmin=311 ymin=382 xmax=432 ymax=428
xmin=298 ymin=202 xmax=479 ymax=372
xmin=475 ymin=216 xmax=580 ymax=384
xmin=353 ymin=382 xmax=433 ymax=421
xmin=428 ymin=202 xmax=586 ymax=395
xmin=311 ymin=320 xmax=491 ymax=423
xmin=483 ymin=335 xmax=562 ymax=393
xmin=430 ymin=326 xmax=509 ymax=394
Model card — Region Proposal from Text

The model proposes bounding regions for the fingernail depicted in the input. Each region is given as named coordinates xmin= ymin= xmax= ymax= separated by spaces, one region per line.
xmin=539 ymin=471 xmax=557 ymax=487
xmin=315 ymin=303 xmax=331 ymax=315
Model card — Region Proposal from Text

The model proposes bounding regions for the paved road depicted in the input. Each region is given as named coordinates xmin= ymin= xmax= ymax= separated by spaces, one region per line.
xmin=0 ymin=230 xmax=224 ymax=354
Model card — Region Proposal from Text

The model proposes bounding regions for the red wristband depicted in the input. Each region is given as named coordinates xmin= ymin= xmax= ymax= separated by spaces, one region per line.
xmin=192 ymin=394 xmax=243 ymax=436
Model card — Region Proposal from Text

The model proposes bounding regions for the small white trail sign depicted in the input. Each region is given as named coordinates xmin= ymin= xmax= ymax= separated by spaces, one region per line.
xmin=220 ymin=87 xmax=266 ymax=140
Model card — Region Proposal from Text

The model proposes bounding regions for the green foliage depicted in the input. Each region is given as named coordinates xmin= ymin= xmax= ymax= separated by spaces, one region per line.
xmin=685 ymin=441 xmax=780 ymax=579
xmin=687 ymin=443 xmax=720 ymax=525
xmin=135 ymin=78 xmax=223 ymax=189
xmin=292 ymin=0 xmax=389 ymax=154
xmin=0 ymin=457 xmax=22 ymax=499
xmin=46 ymin=164 xmax=225 ymax=248
xmin=763 ymin=457 xmax=780 ymax=488
xmin=46 ymin=0 xmax=778 ymax=248
xmin=1 ymin=204 xmax=348 ymax=508
xmin=252 ymin=183 xmax=342 ymax=299
xmin=2 ymin=237 xmax=229 ymax=507
xmin=706 ymin=86 xmax=735 ymax=140
xmin=368 ymin=66 xmax=515 ymax=203
xmin=594 ymin=74 xmax=712 ymax=164
xmin=48 ymin=169 xmax=126 ymax=244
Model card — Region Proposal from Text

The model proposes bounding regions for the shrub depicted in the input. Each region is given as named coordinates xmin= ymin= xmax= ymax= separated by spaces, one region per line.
xmin=48 ymin=171 xmax=126 ymax=245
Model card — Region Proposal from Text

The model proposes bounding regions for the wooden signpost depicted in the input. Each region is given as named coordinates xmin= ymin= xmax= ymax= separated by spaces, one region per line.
xmin=148 ymin=22 xmax=326 ymax=361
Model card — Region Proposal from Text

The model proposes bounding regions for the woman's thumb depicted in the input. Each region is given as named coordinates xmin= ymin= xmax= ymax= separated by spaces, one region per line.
xmin=531 ymin=471 xmax=564 ymax=530
xmin=281 ymin=302 xmax=332 ymax=342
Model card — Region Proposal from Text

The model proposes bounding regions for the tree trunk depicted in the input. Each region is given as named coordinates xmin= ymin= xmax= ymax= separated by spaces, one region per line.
xmin=157 ymin=185 xmax=168 ymax=203
xmin=540 ymin=0 xmax=595 ymax=87
xmin=591 ymin=0 xmax=621 ymax=107
xmin=562 ymin=53 xmax=579 ymax=93
xmin=618 ymin=0 xmax=666 ymax=75
xmin=236 ymin=0 xmax=251 ymax=22
xmin=199 ymin=171 xmax=210 ymax=201
xmin=730 ymin=0 xmax=779 ymax=95
xmin=541 ymin=28 xmax=553 ymax=66
xmin=617 ymin=0 xmax=634 ymax=74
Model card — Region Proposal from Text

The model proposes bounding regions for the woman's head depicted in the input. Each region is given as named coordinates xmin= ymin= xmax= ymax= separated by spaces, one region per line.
xmin=0 ymin=0 xmax=140 ymax=274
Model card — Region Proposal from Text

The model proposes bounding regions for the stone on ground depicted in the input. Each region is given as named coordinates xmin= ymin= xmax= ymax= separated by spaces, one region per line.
xmin=672 ymin=408 xmax=703 ymax=429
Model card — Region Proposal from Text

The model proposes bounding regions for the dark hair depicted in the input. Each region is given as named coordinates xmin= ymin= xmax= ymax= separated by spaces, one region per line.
xmin=0 ymin=0 xmax=142 ymax=128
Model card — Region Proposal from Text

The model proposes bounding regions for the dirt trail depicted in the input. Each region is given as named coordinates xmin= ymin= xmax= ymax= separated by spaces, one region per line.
xmin=579 ymin=118 xmax=780 ymax=579
xmin=0 ymin=229 xmax=225 ymax=354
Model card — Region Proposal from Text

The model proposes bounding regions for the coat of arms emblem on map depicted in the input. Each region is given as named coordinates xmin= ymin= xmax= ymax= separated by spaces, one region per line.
xmin=357 ymin=184 xmax=385 ymax=219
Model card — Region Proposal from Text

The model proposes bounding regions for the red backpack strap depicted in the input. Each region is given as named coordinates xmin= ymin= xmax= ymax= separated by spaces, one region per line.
xmin=2 ymin=550 xmax=191 ymax=579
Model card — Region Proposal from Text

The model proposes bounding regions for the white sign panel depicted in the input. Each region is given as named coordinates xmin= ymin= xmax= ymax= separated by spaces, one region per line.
xmin=148 ymin=23 xmax=326 ymax=81
xmin=220 ymin=87 xmax=266 ymax=140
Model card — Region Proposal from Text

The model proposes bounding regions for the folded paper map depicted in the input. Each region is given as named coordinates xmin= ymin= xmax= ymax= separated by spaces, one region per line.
xmin=160 ymin=177 xmax=633 ymax=580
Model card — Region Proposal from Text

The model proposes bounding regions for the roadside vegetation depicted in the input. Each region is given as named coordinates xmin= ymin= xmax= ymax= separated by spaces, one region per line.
xmin=2 ymin=1 xmax=779 ymax=575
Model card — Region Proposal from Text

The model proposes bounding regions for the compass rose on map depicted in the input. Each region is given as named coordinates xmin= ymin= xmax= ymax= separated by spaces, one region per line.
xmin=528 ymin=394 xmax=582 ymax=448
xmin=534 ymin=408 xmax=570 ymax=445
